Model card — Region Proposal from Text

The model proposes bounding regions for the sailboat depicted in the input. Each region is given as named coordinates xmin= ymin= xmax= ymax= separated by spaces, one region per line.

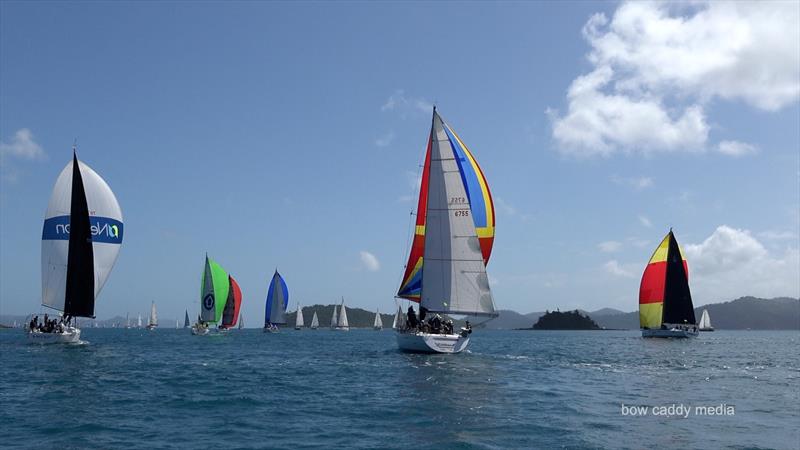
xmin=137 ymin=313 xmax=142 ymax=329
xmin=125 ymin=313 xmax=131 ymax=329
xmin=392 ymin=305 xmax=403 ymax=329
xmin=329 ymin=304 xmax=338 ymax=329
xmin=294 ymin=304 xmax=305 ymax=330
xmin=310 ymin=311 xmax=319 ymax=330
xmin=175 ymin=319 xmax=179 ymax=329
xmin=394 ymin=108 xmax=497 ymax=353
xmin=264 ymin=270 xmax=288 ymax=333
xmin=29 ymin=148 xmax=124 ymax=343
xmin=373 ymin=310 xmax=383 ymax=330
xmin=699 ymin=309 xmax=714 ymax=332
xmin=218 ymin=275 xmax=242 ymax=331
xmin=238 ymin=314 xmax=244 ymax=330
xmin=334 ymin=298 xmax=350 ymax=331
xmin=146 ymin=301 xmax=158 ymax=330
xmin=183 ymin=310 xmax=190 ymax=328
xmin=639 ymin=229 xmax=698 ymax=338
xmin=193 ymin=255 xmax=230 ymax=335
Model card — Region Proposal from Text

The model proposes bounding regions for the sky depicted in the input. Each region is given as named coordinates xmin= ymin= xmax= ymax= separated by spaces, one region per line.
xmin=1 ymin=1 xmax=798 ymax=322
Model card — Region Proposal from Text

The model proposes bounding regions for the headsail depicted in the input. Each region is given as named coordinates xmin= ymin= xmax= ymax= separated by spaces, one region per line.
xmin=184 ymin=310 xmax=190 ymax=328
xmin=221 ymin=275 xmax=242 ymax=328
xmin=338 ymin=300 xmax=349 ymax=329
xmin=374 ymin=310 xmax=383 ymax=329
xmin=699 ymin=309 xmax=712 ymax=329
xmin=392 ymin=305 xmax=402 ymax=329
xmin=149 ymin=301 xmax=158 ymax=326
xmin=295 ymin=304 xmax=305 ymax=328
xmin=639 ymin=230 xmax=695 ymax=328
xmin=200 ymin=255 xmax=230 ymax=324
xmin=42 ymin=152 xmax=124 ymax=317
xmin=265 ymin=270 xmax=288 ymax=325
xmin=330 ymin=305 xmax=338 ymax=328
xmin=310 ymin=311 xmax=319 ymax=328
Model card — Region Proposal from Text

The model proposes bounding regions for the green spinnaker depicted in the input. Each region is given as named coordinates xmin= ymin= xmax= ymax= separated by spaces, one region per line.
xmin=200 ymin=256 xmax=230 ymax=324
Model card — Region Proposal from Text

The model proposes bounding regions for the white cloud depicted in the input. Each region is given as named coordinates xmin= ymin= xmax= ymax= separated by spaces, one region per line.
xmin=359 ymin=251 xmax=380 ymax=272
xmin=717 ymin=140 xmax=758 ymax=157
xmin=611 ymin=175 xmax=654 ymax=189
xmin=638 ymin=215 xmax=653 ymax=227
xmin=375 ymin=131 xmax=395 ymax=148
xmin=604 ymin=260 xmax=635 ymax=278
xmin=685 ymin=225 xmax=799 ymax=301
xmin=0 ymin=128 xmax=45 ymax=164
xmin=550 ymin=1 xmax=800 ymax=156
xmin=381 ymin=90 xmax=433 ymax=117
xmin=598 ymin=240 xmax=622 ymax=252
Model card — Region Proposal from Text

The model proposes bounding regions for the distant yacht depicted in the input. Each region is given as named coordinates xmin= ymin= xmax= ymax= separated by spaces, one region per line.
xmin=639 ymin=229 xmax=698 ymax=338
xmin=183 ymin=310 xmax=191 ymax=328
xmin=28 ymin=148 xmax=124 ymax=344
xmin=310 ymin=311 xmax=319 ymax=330
xmin=264 ymin=270 xmax=288 ymax=333
xmin=392 ymin=305 xmax=403 ymax=329
xmin=125 ymin=313 xmax=131 ymax=329
xmin=137 ymin=313 xmax=142 ymax=329
xmin=373 ymin=310 xmax=383 ymax=330
xmin=146 ymin=301 xmax=158 ymax=330
xmin=294 ymin=303 xmax=304 ymax=330
xmin=238 ymin=314 xmax=244 ymax=330
xmin=334 ymin=298 xmax=350 ymax=331
xmin=394 ymin=108 xmax=496 ymax=353
xmin=699 ymin=309 xmax=714 ymax=332
xmin=329 ymin=305 xmax=338 ymax=330
xmin=219 ymin=275 xmax=242 ymax=331
xmin=193 ymin=254 xmax=232 ymax=335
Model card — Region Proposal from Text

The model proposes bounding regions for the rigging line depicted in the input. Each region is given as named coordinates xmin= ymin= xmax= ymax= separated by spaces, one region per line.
xmin=394 ymin=131 xmax=428 ymax=295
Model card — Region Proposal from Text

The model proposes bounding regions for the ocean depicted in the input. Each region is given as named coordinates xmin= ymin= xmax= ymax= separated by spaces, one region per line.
xmin=1 ymin=329 xmax=798 ymax=449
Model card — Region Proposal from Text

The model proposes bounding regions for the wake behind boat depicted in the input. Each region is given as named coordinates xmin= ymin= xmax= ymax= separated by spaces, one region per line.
xmin=28 ymin=148 xmax=124 ymax=344
xmin=394 ymin=108 xmax=497 ymax=353
xmin=639 ymin=229 xmax=698 ymax=338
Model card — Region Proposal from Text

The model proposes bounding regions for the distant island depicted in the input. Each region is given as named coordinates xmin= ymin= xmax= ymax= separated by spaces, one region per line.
xmin=526 ymin=310 xmax=601 ymax=330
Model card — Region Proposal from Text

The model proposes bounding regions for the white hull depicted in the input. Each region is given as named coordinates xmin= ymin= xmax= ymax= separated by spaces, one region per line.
xmin=333 ymin=326 xmax=349 ymax=332
xmin=27 ymin=327 xmax=81 ymax=344
xmin=191 ymin=325 xmax=209 ymax=335
xmin=264 ymin=326 xmax=279 ymax=333
xmin=396 ymin=331 xmax=470 ymax=353
xmin=294 ymin=326 xmax=302 ymax=330
xmin=374 ymin=326 xmax=383 ymax=331
xmin=642 ymin=328 xmax=698 ymax=338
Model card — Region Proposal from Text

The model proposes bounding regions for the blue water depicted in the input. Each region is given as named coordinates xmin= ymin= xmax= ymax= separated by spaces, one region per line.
xmin=1 ymin=329 xmax=798 ymax=449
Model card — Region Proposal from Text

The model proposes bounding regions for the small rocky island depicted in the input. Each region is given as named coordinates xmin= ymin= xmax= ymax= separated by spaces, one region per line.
xmin=530 ymin=310 xmax=601 ymax=330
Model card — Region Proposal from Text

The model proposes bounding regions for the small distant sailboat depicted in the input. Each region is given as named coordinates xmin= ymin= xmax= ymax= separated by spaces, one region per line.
xmin=392 ymin=305 xmax=403 ymax=329
xmin=183 ymin=310 xmax=190 ymax=328
xmin=639 ymin=229 xmax=698 ymax=338
xmin=699 ymin=309 xmax=714 ymax=332
xmin=175 ymin=319 xmax=179 ymax=329
xmin=264 ymin=270 xmax=288 ymax=333
xmin=334 ymin=298 xmax=349 ymax=331
xmin=147 ymin=301 xmax=158 ymax=330
xmin=193 ymin=255 xmax=230 ymax=335
xmin=295 ymin=303 xmax=305 ymax=330
xmin=137 ymin=313 xmax=143 ymax=329
xmin=238 ymin=314 xmax=244 ymax=330
xmin=373 ymin=310 xmax=383 ymax=330
xmin=330 ymin=305 xmax=338 ymax=330
xmin=310 ymin=311 xmax=319 ymax=330
xmin=394 ymin=108 xmax=497 ymax=353
xmin=219 ymin=275 xmax=242 ymax=331
xmin=29 ymin=147 xmax=124 ymax=344
xmin=125 ymin=313 xmax=131 ymax=329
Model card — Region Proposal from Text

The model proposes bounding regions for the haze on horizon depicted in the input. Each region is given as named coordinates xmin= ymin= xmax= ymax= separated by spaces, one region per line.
xmin=1 ymin=1 xmax=798 ymax=322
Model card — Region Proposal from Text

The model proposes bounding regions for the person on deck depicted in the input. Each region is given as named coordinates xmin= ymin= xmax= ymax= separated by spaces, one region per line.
xmin=419 ymin=307 xmax=428 ymax=322
xmin=406 ymin=306 xmax=418 ymax=329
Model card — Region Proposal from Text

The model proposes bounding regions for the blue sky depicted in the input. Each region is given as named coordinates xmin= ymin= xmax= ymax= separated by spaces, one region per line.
xmin=1 ymin=1 xmax=798 ymax=321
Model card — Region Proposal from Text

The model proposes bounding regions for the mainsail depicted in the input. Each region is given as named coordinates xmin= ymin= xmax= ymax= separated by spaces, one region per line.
xmin=295 ymin=304 xmax=305 ymax=328
xmin=699 ymin=309 xmax=712 ymax=329
xmin=200 ymin=255 xmax=230 ymax=324
xmin=392 ymin=305 xmax=402 ymax=329
xmin=310 ymin=311 xmax=319 ymax=329
xmin=330 ymin=305 xmax=338 ymax=328
xmin=221 ymin=275 xmax=242 ymax=328
xmin=639 ymin=230 xmax=696 ymax=328
xmin=397 ymin=109 xmax=496 ymax=317
xmin=149 ymin=301 xmax=158 ymax=327
xmin=265 ymin=270 xmax=288 ymax=325
xmin=337 ymin=299 xmax=349 ymax=330
xmin=41 ymin=151 xmax=124 ymax=318
xmin=374 ymin=310 xmax=383 ymax=329
xmin=184 ymin=310 xmax=190 ymax=328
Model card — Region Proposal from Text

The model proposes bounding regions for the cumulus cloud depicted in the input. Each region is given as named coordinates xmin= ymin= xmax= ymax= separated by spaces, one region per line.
xmin=375 ymin=131 xmax=395 ymax=148
xmin=359 ymin=251 xmax=380 ymax=272
xmin=550 ymin=1 xmax=800 ymax=156
xmin=0 ymin=128 xmax=45 ymax=164
xmin=598 ymin=241 xmax=622 ymax=252
xmin=604 ymin=260 xmax=635 ymax=278
xmin=717 ymin=140 xmax=758 ymax=157
xmin=685 ymin=225 xmax=799 ymax=301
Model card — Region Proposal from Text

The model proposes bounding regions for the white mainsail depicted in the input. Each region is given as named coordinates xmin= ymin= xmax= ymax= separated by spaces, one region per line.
xmin=330 ymin=305 xmax=338 ymax=329
xmin=373 ymin=310 xmax=383 ymax=329
xmin=337 ymin=300 xmax=350 ymax=330
xmin=699 ymin=309 xmax=712 ymax=329
xmin=149 ymin=302 xmax=158 ymax=327
xmin=392 ymin=305 xmax=403 ymax=329
xmin=41 ymin=156 xmax=123 ymax=313
xmin=310 ymin=311 xmax=319 ymax=329
xmin=420 ymin=113 xmax=495 ymax=316
xmin=295 ymin=304 xmax=305 ymax=329
xmin=137 ymin=314 xmax=142 ymax=328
